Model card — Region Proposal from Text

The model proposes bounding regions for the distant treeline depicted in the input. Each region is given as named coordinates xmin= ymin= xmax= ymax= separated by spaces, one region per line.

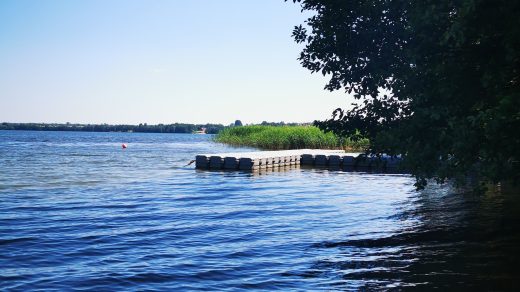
xmin=0 ymin=123 xmax=225 ymax=134
xmin=258 ymin=121 xmax=310 ymax=127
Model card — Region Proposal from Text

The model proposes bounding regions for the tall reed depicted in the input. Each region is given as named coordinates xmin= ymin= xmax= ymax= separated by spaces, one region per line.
xmin=214 ymin=125 xmax=368 ymax=150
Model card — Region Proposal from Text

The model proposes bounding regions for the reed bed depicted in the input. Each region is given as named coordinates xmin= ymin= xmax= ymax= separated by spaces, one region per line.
xmin=214 ymin=125 xmax=368 ymax=150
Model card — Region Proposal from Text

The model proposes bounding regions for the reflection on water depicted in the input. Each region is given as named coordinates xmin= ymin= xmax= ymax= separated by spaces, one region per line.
xmin=310 ymin=183 xmax=520 ymax=290
xmin=0 ymin=131 xmax=519 ymax=291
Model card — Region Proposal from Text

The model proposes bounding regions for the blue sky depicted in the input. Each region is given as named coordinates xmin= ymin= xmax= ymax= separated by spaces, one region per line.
xmin=0 ymin=0 xmax=351 ymax=125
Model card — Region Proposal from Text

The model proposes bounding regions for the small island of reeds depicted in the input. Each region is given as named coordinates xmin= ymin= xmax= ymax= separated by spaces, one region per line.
xmin=214 ymin=125 xmax=368 ymax=151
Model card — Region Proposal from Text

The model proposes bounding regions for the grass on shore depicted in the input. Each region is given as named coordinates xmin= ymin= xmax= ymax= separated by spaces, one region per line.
xmin=214 ymin=125 xmax=369 ymax=150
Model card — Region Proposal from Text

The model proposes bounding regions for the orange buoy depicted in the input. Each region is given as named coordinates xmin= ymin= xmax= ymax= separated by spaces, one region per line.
xmin=122 ymin=143 xmax=127 ymax=149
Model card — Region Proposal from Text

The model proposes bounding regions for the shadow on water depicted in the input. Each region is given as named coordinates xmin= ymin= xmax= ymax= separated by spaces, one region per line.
xmin=307 ymin=183 xmax=520 ymax=290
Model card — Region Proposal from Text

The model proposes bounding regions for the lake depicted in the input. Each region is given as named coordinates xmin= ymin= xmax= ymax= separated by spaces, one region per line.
xmin=1 ymin=130 xmax=519 ymax=290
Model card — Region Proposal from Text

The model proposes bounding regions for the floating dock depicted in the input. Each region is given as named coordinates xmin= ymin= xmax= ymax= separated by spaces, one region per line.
xmin=195 ymin=149 xmax=401 ymax=172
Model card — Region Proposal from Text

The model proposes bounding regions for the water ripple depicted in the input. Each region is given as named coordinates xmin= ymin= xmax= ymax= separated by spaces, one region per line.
xmin=1 ymin=131 xmax=519 ymax=290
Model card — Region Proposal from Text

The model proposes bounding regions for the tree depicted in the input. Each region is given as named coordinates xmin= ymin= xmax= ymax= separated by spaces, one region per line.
xmin=290 ymin=0 xmax=520 ymax=188
xmin=234 ymin=120 xmax=243 ymax=127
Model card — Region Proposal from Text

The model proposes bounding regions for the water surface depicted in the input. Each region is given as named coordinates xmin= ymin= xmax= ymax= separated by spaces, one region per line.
xmin=1 ymin=131 xmax=519 ymax=290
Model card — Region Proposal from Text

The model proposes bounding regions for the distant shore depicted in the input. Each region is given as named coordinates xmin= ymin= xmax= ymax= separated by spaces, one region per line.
xmin=0 ymin=122 xmax=224 ymax=134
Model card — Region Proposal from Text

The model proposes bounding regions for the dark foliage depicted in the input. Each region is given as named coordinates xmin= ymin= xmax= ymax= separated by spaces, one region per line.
xmin=290 ymin=0 xmax=520 ymax=188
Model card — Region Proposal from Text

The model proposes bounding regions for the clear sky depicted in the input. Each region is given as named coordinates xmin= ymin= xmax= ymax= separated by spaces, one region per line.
xmin=0 ymin=0 xmax=352 ymax=125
